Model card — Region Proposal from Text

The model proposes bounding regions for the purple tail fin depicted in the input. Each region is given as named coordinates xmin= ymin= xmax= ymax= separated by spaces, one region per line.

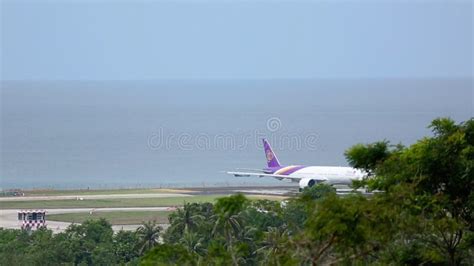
xmin=263 ymin=139 xmax=281 ymax=168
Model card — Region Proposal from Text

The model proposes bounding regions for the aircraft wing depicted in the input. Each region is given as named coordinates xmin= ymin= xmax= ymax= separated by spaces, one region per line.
xmin=227 ymin=171 xmax=328 ymax=183
xmin=235 ymin=168 xmax=267 ymax=172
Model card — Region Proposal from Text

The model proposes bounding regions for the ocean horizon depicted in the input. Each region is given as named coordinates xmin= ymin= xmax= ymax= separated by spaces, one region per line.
xmin=1 ymin=79 xmax=472 ymax=189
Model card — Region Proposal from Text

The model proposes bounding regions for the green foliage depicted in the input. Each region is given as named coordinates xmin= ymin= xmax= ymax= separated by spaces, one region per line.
xmin=344 ymin=140 xmax=392 ymax=175
xmin=293 ymin=194 xmax=372 ymax=264
xmin=26 ymin=228 xmax=66 ymax=265
xmin=300 ymin=183 xmax=336 ymax=201
xmin=163 ymin=202 xmax=214 ymax=250
xmin=256 ymin=226 xmax=296 ymax=265
xmin=214 ymin=193 xmax=249 ymax=217
xmin=211 ymin=194 xmax=250 ymax=265
xmin=345 ymin=117 xmax=474 ymax=265
xmin=62 ymin=218 xmax=116 ymax=265
xmin=114 ymin=230 xmax=140 ymax=263
xmin=0 ymin=219 xmax=144 ymax=265
xmin=136 ymin=220 xmax=162 ymax=255
xmin=201 ymin=240 xmax=233 ymax=265
xmin=281 ymin=198 xmax=307 ymax=234
xmin=167 ymin=202 xmax=207 ymax=240
xmin=241 ymin=200 xmax=284 ymax=233
xmin=140 ymin=243 xmax=196 ymax=266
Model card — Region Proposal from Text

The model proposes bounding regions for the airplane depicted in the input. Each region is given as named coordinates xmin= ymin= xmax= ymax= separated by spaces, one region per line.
xmin=227 ymin=139 xmax=366 ymax=191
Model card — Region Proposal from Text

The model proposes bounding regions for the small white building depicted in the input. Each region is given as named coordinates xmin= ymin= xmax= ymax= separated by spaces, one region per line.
xmin=18 ymin=210 xmax=46 ymax=230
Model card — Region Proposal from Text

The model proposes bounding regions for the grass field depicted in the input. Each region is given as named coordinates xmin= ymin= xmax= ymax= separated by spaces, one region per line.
xmin=0 ymin=195 xmax=222 ymax=209
xmin=2 ymin=188 xmax=196 ymax=197
xmin=47 ymin=211 xmax=172 ymax=225
xmin=0 ymin=194 xmax=285 ymax=209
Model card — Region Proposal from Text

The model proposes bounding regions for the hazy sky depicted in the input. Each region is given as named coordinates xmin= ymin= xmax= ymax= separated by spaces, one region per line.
xmin=1 ymin=0 xmax=472 ymax=80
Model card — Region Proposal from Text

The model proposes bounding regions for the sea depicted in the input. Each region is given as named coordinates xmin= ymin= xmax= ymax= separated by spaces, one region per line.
xmin=1 ymin=79 xmax=472 ymax=189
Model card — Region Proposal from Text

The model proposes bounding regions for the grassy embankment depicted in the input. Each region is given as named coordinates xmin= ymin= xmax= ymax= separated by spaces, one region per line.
xmin=1 ymin=188 xmax=195 ymax=197
xmin=47 ymin=211 xmax=172 ymax=225
xmin=0 ymin=195 xmax=221 ymax=209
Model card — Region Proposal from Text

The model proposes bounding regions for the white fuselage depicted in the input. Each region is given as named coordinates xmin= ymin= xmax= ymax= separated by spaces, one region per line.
xmin=283 ymin=166 xmax=365 ymax=185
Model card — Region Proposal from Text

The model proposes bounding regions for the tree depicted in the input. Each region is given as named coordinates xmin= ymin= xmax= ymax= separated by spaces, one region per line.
xmin=345 ymin=117 xmax=474 ymax=265
xmin=201 ymin=240 xmax=233 ymax=265
xmin=136 ymin=220 xmax=162 ymax=255
xmin=168 ymin=202 xmax=205 ymax=234
xmin=140 ymin=243 xmax=195 ymax=266
xmin=294 ymin=194 xmax=374 ymax=265
xmin=300 ymin=183 xmax=336 ymax=201
xmin=179 ymin=230 xmax=206 ymax=257
xmin=164 ymin=202 xmax=214 ymax=246
xmin=344 ymin=140 xmax=392 ymax=176
xmin=0 ymin=228 xmax=32 ymax=265
xmin=114 ymin=230 xmax=140 ymax=263
xmin=256 ymin=226 xmax=294 ymax=265
xmin=281 ymin=198 xmax=307 ymax=235
xmin=26 ymin=227 xmax=68 ymax=265
xmin=240 ymin=199 xmax=284 ymax=236
xmin=212 ymin=193 xmax=249 ymax=265
xmin=62 ymin=218 xmax=115 ymax=265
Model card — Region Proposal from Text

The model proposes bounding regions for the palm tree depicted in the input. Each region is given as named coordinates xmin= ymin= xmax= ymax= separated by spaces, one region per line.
xmin=169 ymin=202 xmax=205 ymax=234
xmin=256 ymin=226 xmax=290 ymax=265
xmin=211 ymin=211 xmax=242 ymax=266
xmin=180 ymin=230 xmax=206 ymax=256
xmin=136 ymin=220 xmax=162 ymax=255
xmin=212 ymin=211 xmax=242 ymax=241
xmin=237 ymin=225 xmax=257 ymax=243
xmin=211 ymin=194 xmax=248 ymax=265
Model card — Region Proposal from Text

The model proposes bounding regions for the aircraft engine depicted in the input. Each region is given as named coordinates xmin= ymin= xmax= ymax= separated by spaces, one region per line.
xmin=299 ymin=177 xmax=317 ymax=191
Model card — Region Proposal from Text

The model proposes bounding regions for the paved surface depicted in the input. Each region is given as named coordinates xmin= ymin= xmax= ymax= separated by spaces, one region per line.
xmin=233 ymin=189 xmax=296 ymax=195
xmin=188 ymin=185 xmax=296 ymax=195
xmin=0 ymin=207 xmax=173 ymax=233
xmin=0 ymin=186 xmax=298 ymax=233
xmin=0 ymin=193 xmax=191 ymax=202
